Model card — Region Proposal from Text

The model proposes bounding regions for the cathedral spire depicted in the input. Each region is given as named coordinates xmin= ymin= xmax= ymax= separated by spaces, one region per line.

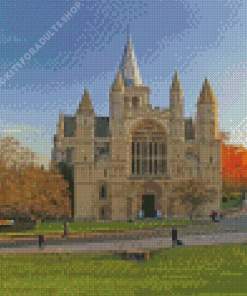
xmin=119 ymin=35 xmax=144 ymax=86
xmin=199 ymin=78 xmax=216 ymax=104
xmin=77 ymin=89 xmax=94 ymax=114
xmin=170 ymin=69 xmax=183 ymax=94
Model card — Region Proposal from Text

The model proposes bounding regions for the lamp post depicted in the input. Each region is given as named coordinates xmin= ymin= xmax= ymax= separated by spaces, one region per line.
xmin=64 ymin=221 xmax=69 ymax=236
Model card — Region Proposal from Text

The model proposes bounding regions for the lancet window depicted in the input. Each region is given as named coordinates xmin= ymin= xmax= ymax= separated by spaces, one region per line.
xmin=131 ymin=121 xmax=167 ymax=176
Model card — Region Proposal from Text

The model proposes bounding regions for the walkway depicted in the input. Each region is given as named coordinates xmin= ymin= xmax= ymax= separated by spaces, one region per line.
xmin=0 ymin=230 xmax=246 ymax=255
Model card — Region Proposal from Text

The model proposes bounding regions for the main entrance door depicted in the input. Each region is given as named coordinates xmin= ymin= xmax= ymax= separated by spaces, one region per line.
xmin=142 ymin=195 xmax=155 ymax=218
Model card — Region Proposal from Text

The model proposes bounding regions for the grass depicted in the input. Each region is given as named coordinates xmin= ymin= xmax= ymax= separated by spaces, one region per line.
xmin=0 ymin=220 xmax=194 ymax=236
xmin=222 ymin=192 xmax=244 ymax=210
xmin=0 ymin=243 xmax=246 ymax=295
xmin=222 ymin=199 xmax=243 ymax=210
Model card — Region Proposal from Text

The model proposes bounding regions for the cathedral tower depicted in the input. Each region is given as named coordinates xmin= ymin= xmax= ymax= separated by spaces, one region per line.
xmin=109 ymin=37 xmax=151 ymax=220
xmin=74 ymin=89 xmax=95 ymax=220
xmin=109 ymin=37 xmax=150 ymax=120
xmin=168 ymin=70 xmax=186 ymax=178
xmin=109 ymin=37 xmax=150 ymax=162
xmin=196 ymin=78 xmax=221 ymax=215
xmin=196 ymin=78 xmax=219 ymax=141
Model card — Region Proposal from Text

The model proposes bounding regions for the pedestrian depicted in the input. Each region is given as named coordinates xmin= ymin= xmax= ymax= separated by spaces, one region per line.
xmin=211 ymin=211 xmax=217 ymax=223
xmin=172 ymin=228 xmax=177 ymax=248
xmin=39 ymin=234 xmax=44 ymax=250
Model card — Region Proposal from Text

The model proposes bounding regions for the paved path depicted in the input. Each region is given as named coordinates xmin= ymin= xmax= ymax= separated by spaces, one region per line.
xmin=0 ymin=230 xmax=246 ymax=255
xmin=217 ymin=215 xmax=247 ymax=227
xmin=0 ymin=214 xmax=246 ymax=255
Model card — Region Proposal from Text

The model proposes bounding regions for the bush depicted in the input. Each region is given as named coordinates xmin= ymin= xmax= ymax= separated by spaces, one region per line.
xmin=0 ymin=219 xmax=37 ymax=233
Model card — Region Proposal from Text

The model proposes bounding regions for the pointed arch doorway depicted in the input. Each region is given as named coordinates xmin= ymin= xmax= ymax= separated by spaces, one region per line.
xmin=142 ymin=195 xmax=155 ymax=218
xmin=139 ymin=181 xmax=162 ymax=218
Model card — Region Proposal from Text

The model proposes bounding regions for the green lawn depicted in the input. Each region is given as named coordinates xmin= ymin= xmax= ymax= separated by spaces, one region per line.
xmin=222 ymin=192 xmax=244 ymax=210
xmin=222 ymin=199 xmax=243 ymax=210
xmin=0 ymin=243 xmax=246 ymax=295
xmin=0 ymin=220 xmax=194 ymax=236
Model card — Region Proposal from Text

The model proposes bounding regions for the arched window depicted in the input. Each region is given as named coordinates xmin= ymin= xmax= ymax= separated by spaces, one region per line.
xmin=131 ymin=120 xmax=167 ymax=176
xmin=124 ymin=97 xmax=130 ymax=108
xmin=100 ymin=206 xmax=106 ymax=220
xmin=66 ymin=147 xmax=74 ymax=164
xmin=132 ymin=97 xmax=139 ymax=108
xmin=99 ymin=184 xmax=107 ymax=198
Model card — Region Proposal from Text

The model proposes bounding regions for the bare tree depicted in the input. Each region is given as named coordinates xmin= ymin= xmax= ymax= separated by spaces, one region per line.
xmin=172 ymin=178 xmax=211 ymax=218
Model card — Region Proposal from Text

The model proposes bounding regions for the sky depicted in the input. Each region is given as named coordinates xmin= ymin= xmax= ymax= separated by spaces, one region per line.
xmin=0 ymin=0 xmax=247 ymax=163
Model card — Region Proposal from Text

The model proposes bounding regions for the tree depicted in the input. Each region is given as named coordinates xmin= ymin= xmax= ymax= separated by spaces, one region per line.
xmin=221 ymin=143 xmax=247 ymax=201
xmin=57 ymin=162 xmax=74 ymax=219
xmin=172 ymin=178 xmax=210 ymax=217
xmin=219 ymin=129 xmax=231 ymax=144
xmin=0 ymin=136 xmax=37 ymax=169
xmin=0 ymin=161 xmax=71 ymax=227
xmin=0 ymin=136 xmax=50 ymax=170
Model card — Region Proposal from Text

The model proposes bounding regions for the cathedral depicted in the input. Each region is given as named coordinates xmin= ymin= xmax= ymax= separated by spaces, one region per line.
xmin=52 ymin=37 xmax=222 ymax=221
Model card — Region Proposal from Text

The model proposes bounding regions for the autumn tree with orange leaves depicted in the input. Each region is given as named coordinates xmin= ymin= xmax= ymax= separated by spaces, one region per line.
xmin=221 ymin=142 xmax=247 ymax=201
xmin=0 ymin=162 xmax=71 ymax=223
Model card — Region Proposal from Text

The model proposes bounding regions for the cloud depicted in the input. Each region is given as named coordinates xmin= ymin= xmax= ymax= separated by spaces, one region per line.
xmin=0 ymin=124 xmax=53 ymax=156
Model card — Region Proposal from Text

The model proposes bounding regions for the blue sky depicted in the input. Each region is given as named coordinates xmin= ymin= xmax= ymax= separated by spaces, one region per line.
xmin=0 ymin=0 xmax=246 ymax=161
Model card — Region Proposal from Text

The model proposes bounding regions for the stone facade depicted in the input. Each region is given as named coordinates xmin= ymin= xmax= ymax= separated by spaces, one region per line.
xmin=52 ymin=38 xmax=222 ymax=221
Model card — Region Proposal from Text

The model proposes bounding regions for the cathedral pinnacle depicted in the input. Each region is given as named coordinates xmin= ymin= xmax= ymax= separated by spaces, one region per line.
xmin=199 ymin=78 xmax=216 ymax=104
xmin=77 ymin=89 xmax=94 ymax=114
xmin=112 ymin=70 xmax=124 ymax=92
xmin=170 ymin=69 xmax=183 ymax=94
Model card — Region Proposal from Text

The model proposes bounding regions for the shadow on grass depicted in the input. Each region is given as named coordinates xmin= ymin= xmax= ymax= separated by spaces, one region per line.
xmin=89 ymin=248 xmax=170 ymax=263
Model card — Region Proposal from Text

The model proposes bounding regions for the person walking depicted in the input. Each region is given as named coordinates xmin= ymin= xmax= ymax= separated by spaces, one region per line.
xmin=172 ymin=228 xmax=177 ymax=248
